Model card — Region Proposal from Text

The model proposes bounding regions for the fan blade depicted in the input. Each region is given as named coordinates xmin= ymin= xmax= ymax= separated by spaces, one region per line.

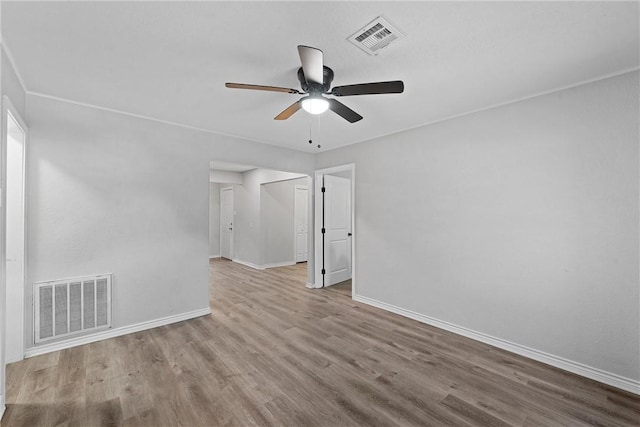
xmin=274 ymin=100 xmax=302 ymax=120
xmin=331 ymin=81 xmax=404 ymax=97
xmin=297 ymin=45 xmax=324 ymax=85
xmin=328 ymin=99 xmax=363 ymax=123
xmin=226 ymin=83 xmax=301 ymax=94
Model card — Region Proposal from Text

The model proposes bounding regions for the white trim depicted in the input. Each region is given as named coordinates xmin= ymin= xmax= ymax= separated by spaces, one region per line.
xmin=24 ymin=307 xmax=211 ymax=358
xmin=314 ymin=172 xmax=322 ymax=287
xmin=1 ymin=43 xmax=28 ymax=93
xmin=3 ymin=96 xmax=29 ymax=369
xmin=353 ymin=294 xmax=640 ymax=395
xmin=263 ymin=261 xmax=295 ymax=269
xmin=209 ymin=254 xmax=221 ymax=259
xmin=230 ymin=259 xmax=296 ymax=270
xmin=232 ymin=258 xmax=265 ymax=270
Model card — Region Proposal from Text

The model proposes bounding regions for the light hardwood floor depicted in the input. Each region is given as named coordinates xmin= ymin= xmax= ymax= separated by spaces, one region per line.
xmin=2 ymin=258 xmax=639 ymax=426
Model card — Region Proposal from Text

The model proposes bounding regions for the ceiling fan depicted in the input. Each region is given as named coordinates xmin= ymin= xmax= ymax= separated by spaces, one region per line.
xmin=225 ymin=45 xmax=404 ymax=123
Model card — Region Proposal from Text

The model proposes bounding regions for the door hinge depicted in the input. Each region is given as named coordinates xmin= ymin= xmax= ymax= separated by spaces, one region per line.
xmin=321 ymin=269 xmax=326 ymax=275
xmin=321 ymin=228 xmax=325 ymax=234
xmin=321 ymin=187 xmax=326 ymax=193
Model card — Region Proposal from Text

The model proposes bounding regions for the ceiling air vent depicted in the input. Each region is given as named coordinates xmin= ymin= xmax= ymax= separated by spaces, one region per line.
xmin=347 ymin=16 xmax=405 ymax=56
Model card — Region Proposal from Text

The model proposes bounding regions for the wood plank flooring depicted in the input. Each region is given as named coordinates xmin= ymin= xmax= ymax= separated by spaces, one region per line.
xmin=325 ymin=279 xmax=352 ymax=297
xmin=2 ymin=258 xmax=639 ymax=426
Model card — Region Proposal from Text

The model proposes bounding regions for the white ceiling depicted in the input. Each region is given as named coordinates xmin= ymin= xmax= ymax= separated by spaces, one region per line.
xmin=3 ymin=2 xmax=638 ymax=153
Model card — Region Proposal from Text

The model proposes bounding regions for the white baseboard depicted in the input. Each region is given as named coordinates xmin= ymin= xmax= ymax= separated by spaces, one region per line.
xmin=24 ymin=307 xmax=211 ymax=358
xmin=263 ymin=261 xmax=295 ymax=269
xmin=305 ymin=281 xmax=347 ymax=289
xmin=353 ymin=294 xmax=640 ymax=395
xmin=232 ymin=259 xmax=297 ymax=270
xmin=232 ymin=258 xmax=264 ymax=270
xmin=209 ymin=254 xmax=221 ymax=259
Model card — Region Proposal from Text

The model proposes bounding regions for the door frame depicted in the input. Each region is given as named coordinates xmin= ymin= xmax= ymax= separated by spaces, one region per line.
xmin=313 ymin=164 xmax=355 ymax=295
xmin=293 ymin=184 xmax=308 ymax=263
xmin=2 ymin=96 xmax=28 ymax=365
xmin=219 ymin=186 xmax=234 ymax=260
xmin=1 ymin=96 xmax=29 ymax=411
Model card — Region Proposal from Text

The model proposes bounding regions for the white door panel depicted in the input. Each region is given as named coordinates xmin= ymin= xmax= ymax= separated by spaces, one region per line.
xmin=324 ymin=175 xmax=351 ymax=286
xmin=329 ymin=240 xmax=348 ymax=271
xmin=220 ymin=188 xmax=234 ymax=260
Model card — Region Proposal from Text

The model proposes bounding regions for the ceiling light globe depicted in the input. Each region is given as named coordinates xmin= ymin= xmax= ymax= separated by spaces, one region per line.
xmin=301 ymin=97 xmax=329 ymax=115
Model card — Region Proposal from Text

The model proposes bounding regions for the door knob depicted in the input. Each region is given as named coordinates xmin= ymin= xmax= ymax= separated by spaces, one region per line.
xmin=347 ymin=233 xmax=352 ymax=236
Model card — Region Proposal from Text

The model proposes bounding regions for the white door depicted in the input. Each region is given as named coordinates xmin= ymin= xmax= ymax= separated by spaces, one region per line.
xmin=294 ymin=185 xmax=308 ymax=262
xmin=323 ymin=175 xmax=351 ymax=286
xmin=220 ymin=188 xmax=234 ymax=260
xmin=6 ymin=109 xmax=26 ymax=364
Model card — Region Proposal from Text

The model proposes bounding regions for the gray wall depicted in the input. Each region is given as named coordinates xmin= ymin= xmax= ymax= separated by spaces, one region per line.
xmin=232 ymin=169 xmax=306 ymax=267
xmin=208 ymin=182 xmax=220 ymax=257
xmin=24 ymin=94 xmax=315 ymax=349
xmin=262 ymin=177 xmax=307 ymax=266
xmin=316 ymin=71 xmax=640 ymax=382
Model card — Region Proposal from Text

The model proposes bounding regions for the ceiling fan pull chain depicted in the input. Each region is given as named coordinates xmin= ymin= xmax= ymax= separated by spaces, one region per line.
xmin=308 ymin=115 xmax=321 ymax=148
xmin=316 ymin=116 xmax=321 ymax=148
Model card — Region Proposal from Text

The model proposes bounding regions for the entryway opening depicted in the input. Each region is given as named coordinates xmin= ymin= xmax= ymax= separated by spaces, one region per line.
xmin=313 ymin=164 xmax=355 ymax=298
xmin=208 ymin=161 xmax=313 ymax=287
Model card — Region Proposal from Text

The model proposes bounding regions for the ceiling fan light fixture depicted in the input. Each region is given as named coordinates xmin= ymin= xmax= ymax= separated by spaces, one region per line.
xmin=301 ymin=96 xmax=329 ymax=115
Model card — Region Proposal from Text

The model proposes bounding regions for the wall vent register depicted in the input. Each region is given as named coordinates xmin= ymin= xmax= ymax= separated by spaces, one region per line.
xmin=34 ymin=274 xmax=112 ymax=343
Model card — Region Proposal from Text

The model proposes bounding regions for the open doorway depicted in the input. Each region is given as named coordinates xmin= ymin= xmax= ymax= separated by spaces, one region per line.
xmin=208 ymin=161 xmax=313 ymax=285
xmin=313 ymin=164 xmax=355 ymax=297
xmin=4 ymin=97 xmax=27 ymax=367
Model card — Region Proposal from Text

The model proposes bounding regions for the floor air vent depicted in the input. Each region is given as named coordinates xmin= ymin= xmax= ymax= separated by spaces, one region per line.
xmin=347 ymin=16 xmax=405 ymax=55
xmin=34 ymin=274 xmax=112 ymax=343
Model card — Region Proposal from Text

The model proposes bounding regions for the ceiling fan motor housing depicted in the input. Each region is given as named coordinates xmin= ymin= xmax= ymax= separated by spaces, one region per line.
xmin=298 ymin=66 xmax=334 ymax=94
